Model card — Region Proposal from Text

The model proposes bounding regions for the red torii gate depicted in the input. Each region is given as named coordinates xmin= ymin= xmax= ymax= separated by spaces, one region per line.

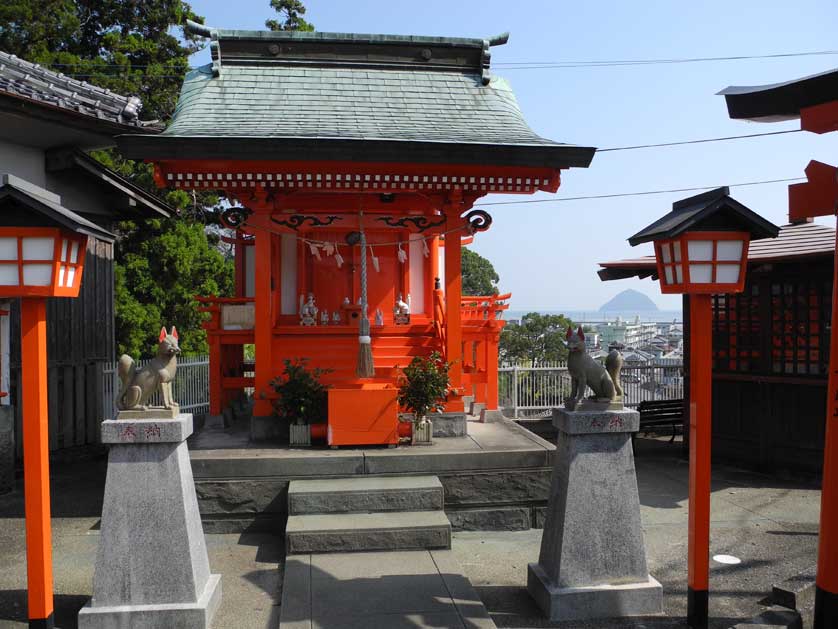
xmin=722 ymin=68 xmax=838 ymax=628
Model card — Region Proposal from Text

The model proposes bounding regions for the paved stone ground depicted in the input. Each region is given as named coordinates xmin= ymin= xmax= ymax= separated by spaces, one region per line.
xmin=0 ymin=437 xmax=821 ymax=628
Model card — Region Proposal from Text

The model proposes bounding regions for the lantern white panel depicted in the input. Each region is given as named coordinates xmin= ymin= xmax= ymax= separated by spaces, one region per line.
xmin=0 ymin=267 xmax=18 ymax=285
xmin=716 ymin=264 xmax=740 ymax=283
xmin=717 ymin=240 xmax=744 ymax=262
xmin=661 ymin=244 xmax=671 ymax=264
xmin=69 ymin=241 xmax=80 ymax=263
xmin=675 ymin=265 xmax=683 ymax=283
xmin=688 ymin=240 xmax=713 ymax=262
xmin=664 ymin=266 xmax=673 ymax=284
xmin=23 ymin=264 xmax=52 ymax=286
xmin=690 ymin=264 xmax=713 ymax=283
xmin=673 ymin=241 xmax=682 ymax=262
xmin=58 ymin=266 xmax=66 ymax=287
xmin=60 ymin=240 xmax=68 ymax=262
xmin=66 ymin=266 xmax=76 ymax=288
xmin=0 ymin=239 xmax=17 ymax=261
xmin=22 ymin=237 xmax=54 ymax=260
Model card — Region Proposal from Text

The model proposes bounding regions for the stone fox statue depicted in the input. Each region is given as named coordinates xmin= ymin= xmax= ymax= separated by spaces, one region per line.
xmin=566 ymin=327 xmax=624 ymax=409
xmin=117 ymin=327 xmax=181 ymax=411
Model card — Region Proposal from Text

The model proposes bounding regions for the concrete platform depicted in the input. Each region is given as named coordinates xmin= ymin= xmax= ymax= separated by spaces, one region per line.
xmin=280 ymin=549 xmax=496 ymax=628
xmin=189 ymin=417 xmax=555 ymax=533
xmin=286 ymin=510 xmax=451 ymax=554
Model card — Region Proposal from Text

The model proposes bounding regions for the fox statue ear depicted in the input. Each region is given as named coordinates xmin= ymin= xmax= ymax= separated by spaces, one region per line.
xmin=566 ymin=327 xmax=573 ymax=340
xmin=170 ymin=326 xmax=179 ymax=340
xmin=159 ymin=327 xmax=167 ymax=342
xmin=577 ymin=326 xmax=585 ymax=341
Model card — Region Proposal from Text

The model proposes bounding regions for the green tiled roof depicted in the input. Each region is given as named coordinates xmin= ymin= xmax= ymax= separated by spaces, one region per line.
xmin=165 ymin=64 xmax=559 ymax=146
xmin=117 ymin=27 xmax=595 ymax=169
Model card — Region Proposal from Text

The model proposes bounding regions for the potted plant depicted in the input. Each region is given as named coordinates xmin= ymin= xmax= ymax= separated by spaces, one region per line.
xmin=270 ymin=359 xmax=331 ymax=446
xmin=397 ymin=351 xmax=451 ymax=445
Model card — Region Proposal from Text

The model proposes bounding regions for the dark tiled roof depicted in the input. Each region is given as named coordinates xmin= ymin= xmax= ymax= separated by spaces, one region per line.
xmin=600 ymin=222 xmax=835 ymax=281
xmin=0 ymin=50 xmax=157 ymax=129
xmin=118 ymin=26 xmax=595 ymax=169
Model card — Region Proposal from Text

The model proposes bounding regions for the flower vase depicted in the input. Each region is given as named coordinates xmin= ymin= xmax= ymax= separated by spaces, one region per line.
xmin=412 ymin=416 xmax=433 ymax=446
xmin=290 ymin=423 xmax=311 ymax=446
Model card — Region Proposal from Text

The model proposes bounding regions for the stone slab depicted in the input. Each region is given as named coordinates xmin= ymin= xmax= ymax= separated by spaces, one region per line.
xmin=527 ymin=562 xmax=662 ymax=621
xmin=101 ymin=414 xmax=193 ymax=444
xmin=434 ymin=412 xmax=468 ymax=437
xmin=191 ymin=449 xmax=365 ymax=479
xmin=78 ymin=573 xmax=221 ymax=629
xmin=439 ymin=469 xmax=551 ymax=506
xmin=552 ymin=406 xmax=639 ymax=434
xmin=364 ymin=448 xmax=549 ymax=474
xmin=730 ymin=605 xmax=803 ymax=629
xmin=117 ymin=406 xmax=181 ymax=420
xmin=285 ymin=510 xmax=451 ymax=553
xmin=280 ymin=550 xmax=496 ymax=629
xmin=479 ymin=409 xmax=505 ymax=423
xmin=447 ymin=506 xmax=531 ymax=531
xmin=772 ymin=564 xmax=817 ymax=611
xmin=288 ymin=476 xmax=443 ymax=515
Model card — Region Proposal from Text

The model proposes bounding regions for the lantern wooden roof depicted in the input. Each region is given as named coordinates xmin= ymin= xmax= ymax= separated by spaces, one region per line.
xmin=117 ymin=23 xmax=595 ymax=170
xmin=0 ymin=174 xmax=115 ymax=242
xmin=600 ymin=221 xmax=833 ymax=282
xmin=627 ymin=187 xmax=780 ymax=246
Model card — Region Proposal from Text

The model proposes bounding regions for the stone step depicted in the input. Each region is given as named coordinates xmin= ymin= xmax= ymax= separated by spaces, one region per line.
xmin=285 ymin=510 xmax=452 ymax=554
xmin=288 ymin=475 xmax=444 ymax=515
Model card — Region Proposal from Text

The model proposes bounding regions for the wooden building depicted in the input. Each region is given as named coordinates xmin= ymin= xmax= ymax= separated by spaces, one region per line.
xmin=117 ymin=24 xmax=595 ymax=441
xmin=600 ymin=220 xmax=834 ymax=474
xmin=0 ymin=51 xmax=173 ymax=457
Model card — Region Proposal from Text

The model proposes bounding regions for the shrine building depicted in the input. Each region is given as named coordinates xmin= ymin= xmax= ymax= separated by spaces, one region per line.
xmin=117 ymin=23 xmax=595 ymax=439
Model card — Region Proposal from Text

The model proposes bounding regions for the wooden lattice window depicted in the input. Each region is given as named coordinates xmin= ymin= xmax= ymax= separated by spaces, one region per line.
xmin=769 ymin=279 xmax=831 ymax=376
xmin=713 ymin=284 xmax=761 ymax=372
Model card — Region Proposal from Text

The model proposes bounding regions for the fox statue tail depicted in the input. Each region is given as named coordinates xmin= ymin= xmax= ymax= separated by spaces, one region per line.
xmin=117 ymin=354 xmax=137 ymax=409
xmin=605 ymin=350 xmax=624 ymax=398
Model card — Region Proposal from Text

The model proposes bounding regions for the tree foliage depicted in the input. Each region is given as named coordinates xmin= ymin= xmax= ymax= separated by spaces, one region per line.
xmin=115 ymin=218 xmax=234 ymax=358
xmin=461 ymin=248 xmax=499 ymax=296
xmin=500 ymin=312 xmax=574 ymax=367
xmin=397 ymin=352 xmax=451 ymax=420
xmin=270 ymin=359 xmax=331 ymax=425
xmin=266 ymin=0 xmax=314 ymax=31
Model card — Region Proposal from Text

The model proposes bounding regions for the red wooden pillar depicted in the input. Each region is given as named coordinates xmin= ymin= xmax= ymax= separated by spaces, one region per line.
xmin=208 ymin=333 xmax=222 ymax=416
xmin=485 ymin=327 xmax=501 ymax=412
xmin=475 ymin=337 xmax=487 ymax=405
xmin=253 ymin=229 xmax=273 ymax=417
xmin=444 ymin=224 xmax=464 ymax=412
xmin=687 ymin=293 xmax=713 ymax=629
xmin=815 ymin=223 xmax=838 ymax=628
xmin=21 ymin=297 xmax=54 ymax=629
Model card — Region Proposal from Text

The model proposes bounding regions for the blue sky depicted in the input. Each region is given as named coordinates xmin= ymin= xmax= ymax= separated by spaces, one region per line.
xmin=188 ymin=0 xmax=838 ymax=311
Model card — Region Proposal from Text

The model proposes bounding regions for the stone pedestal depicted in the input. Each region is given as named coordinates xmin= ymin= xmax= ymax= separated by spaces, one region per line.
xmin=78 ymin=413 xmax=221 ymax=628
xmin=527 ymin=406 xmax=662 ymax=621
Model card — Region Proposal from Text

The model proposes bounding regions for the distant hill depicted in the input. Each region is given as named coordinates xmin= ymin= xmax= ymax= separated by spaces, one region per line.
xmin=599 ymin=289 xmax=659 ymax=312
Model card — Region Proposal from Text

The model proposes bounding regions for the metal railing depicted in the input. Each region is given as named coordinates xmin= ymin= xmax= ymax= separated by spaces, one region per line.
xmin=102 ymin=355 xmax=210 ymax=420
xmin=498 ymin=358 xmax=683 ymax=418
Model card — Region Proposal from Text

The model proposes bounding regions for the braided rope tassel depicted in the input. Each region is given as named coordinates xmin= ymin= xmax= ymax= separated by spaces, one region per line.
xmin=356 ymin=217 xmax=374 ymax=377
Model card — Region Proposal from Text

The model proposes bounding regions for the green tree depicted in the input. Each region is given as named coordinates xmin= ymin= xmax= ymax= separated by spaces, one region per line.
xmin=461 ymin=248 xmax=499 ymax=296
xmin=115 ymin=218 xmax=233 ymax=357
xmin=500 ymin=312 xmax=574 ymax=367
xmin=266 ymin=0 xmax=314 ymax=31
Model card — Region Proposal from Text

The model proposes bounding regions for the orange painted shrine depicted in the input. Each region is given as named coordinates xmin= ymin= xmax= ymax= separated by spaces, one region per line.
xmin=118 ymin=25 xmax=595 ymax=438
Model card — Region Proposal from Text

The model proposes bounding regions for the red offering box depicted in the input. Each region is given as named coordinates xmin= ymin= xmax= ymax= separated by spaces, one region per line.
xmin=328 ymin=385 xmax=399 ymax=446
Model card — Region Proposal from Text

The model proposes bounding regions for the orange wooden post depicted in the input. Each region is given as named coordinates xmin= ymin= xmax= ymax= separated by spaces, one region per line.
xmin=814 ymin=224 xmax=838 ymax=628
xmin=208 ymin=334 xmax=222 ymax=416
xmin=253 ymin=229 xmax=273 ymax=417
xmin=21 ymin=297 xmax=54 ymax=629
xmin=485 ymin=327 xmax=500 ymax=412
xmin=687 ymin=293 xmax=712 ymax=629
xmin=444 ymin=223 xmax=464 ymax=412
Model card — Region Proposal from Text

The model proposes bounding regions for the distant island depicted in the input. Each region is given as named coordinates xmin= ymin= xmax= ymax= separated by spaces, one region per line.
xmin=599 ymin=289 xmax=659 ymax=312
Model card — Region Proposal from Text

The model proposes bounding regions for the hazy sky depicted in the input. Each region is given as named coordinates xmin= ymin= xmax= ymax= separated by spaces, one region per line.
xmin=188 ymin=0 xmax=838 ymax=311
